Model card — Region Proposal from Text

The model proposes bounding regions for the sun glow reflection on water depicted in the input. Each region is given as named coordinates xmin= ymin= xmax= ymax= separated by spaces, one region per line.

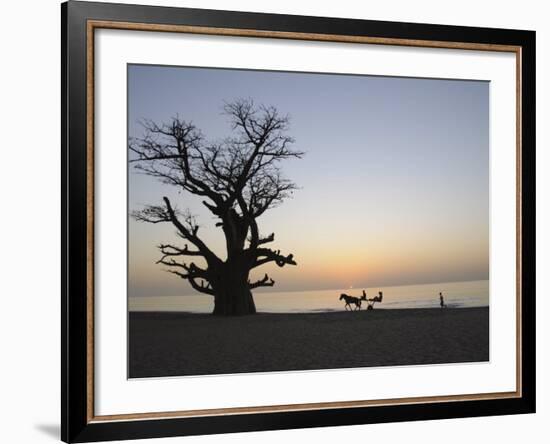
xmin=129 ymin=279 xmax=489 ymax=313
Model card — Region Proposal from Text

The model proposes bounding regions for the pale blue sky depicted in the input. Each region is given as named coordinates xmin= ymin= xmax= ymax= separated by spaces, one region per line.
xmin=128 ymin=64 xmax=489 ymax=298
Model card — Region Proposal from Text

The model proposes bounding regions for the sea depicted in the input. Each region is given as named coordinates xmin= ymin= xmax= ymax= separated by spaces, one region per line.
xmin=129 ymin=279 xmax=489 ymax=313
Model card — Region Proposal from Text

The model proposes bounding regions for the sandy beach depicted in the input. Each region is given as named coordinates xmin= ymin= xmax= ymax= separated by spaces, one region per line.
xmin=129 ymin=307 xmax=489 ymax=378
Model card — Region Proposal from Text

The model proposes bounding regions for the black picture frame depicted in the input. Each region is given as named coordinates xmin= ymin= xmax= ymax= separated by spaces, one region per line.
xmin=62 ymin=1 xmax=536 ymax=442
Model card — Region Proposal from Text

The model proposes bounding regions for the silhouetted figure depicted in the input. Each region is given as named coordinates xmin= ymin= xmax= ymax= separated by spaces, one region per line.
xmin=439 ymin=292 xmax=447 ymax=308
xmin=339 ymin=292 xmax=365 ymax=311
xmin=366 ymin=291 xmax=383 ymax=310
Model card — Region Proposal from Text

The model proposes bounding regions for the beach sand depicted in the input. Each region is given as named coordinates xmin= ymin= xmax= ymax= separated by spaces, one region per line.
xmin=129 ymin=307 xmax=489 ymax=378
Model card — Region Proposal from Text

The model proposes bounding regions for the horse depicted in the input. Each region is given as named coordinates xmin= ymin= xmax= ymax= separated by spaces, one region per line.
xmin=339 ymin=292 xmax=366 ymax=311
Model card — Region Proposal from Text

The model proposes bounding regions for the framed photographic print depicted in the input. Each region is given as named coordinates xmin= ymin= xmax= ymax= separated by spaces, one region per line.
xmin=61 ymin=1 xmax=536 ymax=442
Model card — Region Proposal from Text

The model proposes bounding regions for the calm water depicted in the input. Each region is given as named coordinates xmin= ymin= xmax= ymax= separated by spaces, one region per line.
xmin=129 ymin=279 xmax=489 ymax=313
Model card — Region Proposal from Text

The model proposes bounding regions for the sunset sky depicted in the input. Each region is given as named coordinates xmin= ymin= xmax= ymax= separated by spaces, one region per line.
xmin=128 ymin=64 xmax=489 ymax=298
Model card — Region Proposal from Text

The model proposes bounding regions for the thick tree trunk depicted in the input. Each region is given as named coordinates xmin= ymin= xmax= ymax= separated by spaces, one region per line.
xmin=211 ymin=266 xmax=256 ymax=315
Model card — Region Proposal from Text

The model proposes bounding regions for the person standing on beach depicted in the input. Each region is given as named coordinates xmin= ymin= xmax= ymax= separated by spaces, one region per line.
xmin=439 ymin=292 xmax=446 ymax=308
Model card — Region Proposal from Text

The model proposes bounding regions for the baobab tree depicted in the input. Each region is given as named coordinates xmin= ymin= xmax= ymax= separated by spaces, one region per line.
xmin=130 ymin=99 xmax=304 ymax=315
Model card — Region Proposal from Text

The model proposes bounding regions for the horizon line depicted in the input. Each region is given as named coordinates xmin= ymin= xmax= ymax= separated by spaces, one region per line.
xmin=129 ymin=277 xmax=489 ymax=298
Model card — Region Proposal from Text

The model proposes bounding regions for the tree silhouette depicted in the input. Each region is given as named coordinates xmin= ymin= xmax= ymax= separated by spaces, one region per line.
xmin=130 ymin=99 xmax=304 ymax=315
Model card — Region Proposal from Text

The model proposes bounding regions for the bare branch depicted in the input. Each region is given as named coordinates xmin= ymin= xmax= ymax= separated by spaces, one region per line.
xmin=161 ymin=197 xmax=221 ymax=264
xmin=187 ymin=274 xmax=215 ymax=295
xmin=252 ymin=248 xmax=297 ymax=268
xmin=249 ymin=273 xmax=275 ymax=289
xmin=131 ymin=205 xmax=171 ymax=224
xmin=257 ymin=233 xmax=275 ymax=245
xmin=167 ymin=270 xmax=215 ymax=296
xmin=158 ymin=243 xmax=204 ymax=258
